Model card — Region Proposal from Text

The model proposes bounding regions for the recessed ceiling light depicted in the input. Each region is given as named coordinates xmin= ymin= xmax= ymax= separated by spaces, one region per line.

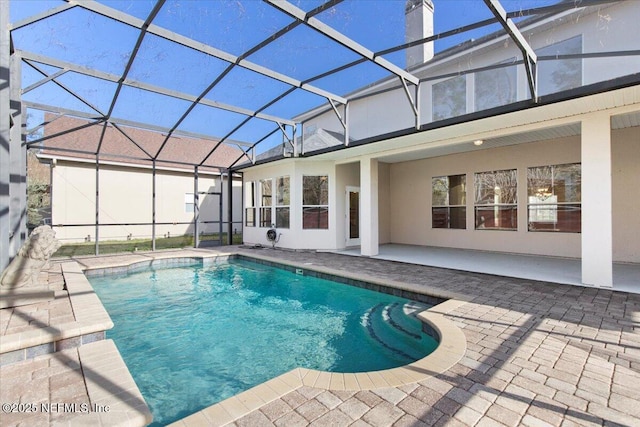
xmin=473 ymin=139 xmax=484 ymax=146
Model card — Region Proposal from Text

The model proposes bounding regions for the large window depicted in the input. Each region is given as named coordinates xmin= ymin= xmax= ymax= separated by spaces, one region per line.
xmin=275 ymin=176 xmax=290 ymax=229
xmin=474 ymin=169 xmax=518 ymax=230
xmin=432 ymin=75 xmax=466 ymax=121
xmin=245 ymin=181 xmax=255 ymax=227
xmin=537 ymin=36 xmax=582 ymax=97
xmin=302 ymin=175 xmax=329 ymax=229
xmin=259 ymin=179 xmax=272 ymax=227
xmin=475 ymin=59 xmax=517 ymax=111
xmin=527 ymin=163 xmax=581 ymax=232
xmin=432 ymin=175 xmax=466 ymax=229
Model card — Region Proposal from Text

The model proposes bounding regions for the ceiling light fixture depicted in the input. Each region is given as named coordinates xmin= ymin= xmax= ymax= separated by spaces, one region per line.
xmin=473 ymin=139 xmax=484 ymax=146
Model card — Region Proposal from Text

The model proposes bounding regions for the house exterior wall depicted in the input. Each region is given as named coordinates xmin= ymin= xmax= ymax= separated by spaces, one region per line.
xmin=389 ymin=137 xmax=581 ymax=258
xmin=301 ymin=2 xmax=640 ymax=143
xmin=378 ymin=162 xmax=391 ymax=245
xmin=612 ymin=127 xmax=640 ymax=263
xmin=244 ymin=159 xmax=392 ymax=251
xmin=335 ymin=162 xmax=360 ymax=248
xmin=242 ymin=161 xmax=295 ymax=248
xmin=50 ymin=160 xmax=241 ymax=243
xmin=51 ymin=161 xmax=97 ymax=242
xmin=243 ymin=159 xmax=339 ymax=250
xmin=386 ymin=129 xmax=638 ymax=263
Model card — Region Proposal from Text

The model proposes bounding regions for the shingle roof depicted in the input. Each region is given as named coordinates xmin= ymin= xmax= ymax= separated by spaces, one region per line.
xmin=37 ymin=114 xmax=243 ymax=173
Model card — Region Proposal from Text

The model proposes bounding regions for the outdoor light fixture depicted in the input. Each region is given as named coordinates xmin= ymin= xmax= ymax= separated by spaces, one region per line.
xmin=474 ymin=139 xmax=484 ymax=146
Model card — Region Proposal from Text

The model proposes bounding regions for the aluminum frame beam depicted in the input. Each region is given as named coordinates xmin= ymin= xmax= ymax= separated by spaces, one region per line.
xmin=9 ymin=55 xmax=26 ymax=258
xmin=10 ymin=3 xmax=75 ymax=31
xmin=18 ymin=51 xmax=297 ymax=128
xmin=263 ymin=0 xmax=419 ymax=87
xmin=483 ymin=0 xmax=538 ymax=101
xmin=22 ymin=101 xmax=254 ymax=149
xmin=64 ymin=0 xmax=347 ymax=106
xmin=1 ymin=0 xmax=14 ymax=269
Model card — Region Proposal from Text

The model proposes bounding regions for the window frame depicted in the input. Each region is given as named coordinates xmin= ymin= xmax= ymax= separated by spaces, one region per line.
xmin=275 ymin=175 xmax=290 ymax=229
xmin=184 ymin=193 xmax=195 ymax=214
xmin=474 ymin=169 xmax=518 ymax=231
xmin=244 ymin=181 xmax=256 ymax=227
xmin=536 ymin=35 xmax=583 ymax=97
xmin=259 ymin=178 xmax=273 ymax=228
xmin=431 ymin=174 xmax=467 ymax=229
xmin=302 ymin=175 xmax=329 ymax=230
xmin=527 ymin=163 xmax=581 ymax=233
xmin=432 ymin=75 xmax=467 ymax=121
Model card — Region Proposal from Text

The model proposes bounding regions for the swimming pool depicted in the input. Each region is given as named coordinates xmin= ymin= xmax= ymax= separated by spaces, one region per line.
xmin=89 ymin=257 xmax=439 ymax=425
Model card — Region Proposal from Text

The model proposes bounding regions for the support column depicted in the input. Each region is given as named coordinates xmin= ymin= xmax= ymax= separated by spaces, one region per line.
xmin=194 ymin=166 xmax=199 ymax=248
xmin=581 ymin=113 xmax=613 ymax=287
xmin=360 ymin=157 xmax=379 ymax=257
xmin=1 ymin=0 xmax=12 ymax=270
xmin=94 ymin=156 xmax=99 ymax=255
xmin=227 ymin=171 xmax=234 ymax=245
xmin=152 ymin=160 xmax=156 ymax=251
xmin=9 ymin=54 xmax=25 ymax=258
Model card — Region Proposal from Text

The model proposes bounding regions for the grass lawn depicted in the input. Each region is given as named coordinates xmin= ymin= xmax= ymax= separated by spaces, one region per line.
xmin=53 ymin=233 xmax=243 ymax=257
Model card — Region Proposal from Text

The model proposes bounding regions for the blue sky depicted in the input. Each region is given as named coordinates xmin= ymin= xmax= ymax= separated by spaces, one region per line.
xmin=10 ymin=0 xmax=558 ymax=151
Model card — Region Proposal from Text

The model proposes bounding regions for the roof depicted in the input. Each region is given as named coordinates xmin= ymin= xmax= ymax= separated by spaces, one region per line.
xmin=37 ymin=114 xmax=242 ymax=173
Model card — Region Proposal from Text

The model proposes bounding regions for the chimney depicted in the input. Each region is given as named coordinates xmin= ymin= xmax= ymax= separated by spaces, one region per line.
xmin=405 ymin=0 xmax=434 ymax=68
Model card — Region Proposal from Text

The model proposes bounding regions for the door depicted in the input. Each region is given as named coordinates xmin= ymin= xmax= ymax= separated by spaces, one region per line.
xmin=346 ymin=186 xmax=360 ymax=247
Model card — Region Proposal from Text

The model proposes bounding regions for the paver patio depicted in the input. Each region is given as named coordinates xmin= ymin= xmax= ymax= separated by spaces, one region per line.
xmin=2 ymin=247 xmax=639 ymax=426
xmin=212 ymin=247 xmax=640 ymax=427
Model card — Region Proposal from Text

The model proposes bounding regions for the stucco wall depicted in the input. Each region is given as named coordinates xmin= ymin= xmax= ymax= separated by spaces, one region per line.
xmin=612 ymin=127 xmax=640 ymax=263
xmin=51 ymin=162 xmax=97 ymax=242
xmin=242 ymin=161 xmax=296 ymax=248
xmin=378 ymin=162 xmax=391 ymax=245
xmin=302 ymin=2 xmax=640 ymax=143
xmin=389 ymin=136 xmax=583 ymax=258
xmin=335 ymin=162 xmax=360 ymax=249
xmin=243 ymin=160 xmax=338 ymax=250
xmin=244 ymin=159 xmax=391 ymax=251
xmin=388 ymin=129 xmax=639 ymax=263
xmin=51 ymin=161 xmax=241 ymax=243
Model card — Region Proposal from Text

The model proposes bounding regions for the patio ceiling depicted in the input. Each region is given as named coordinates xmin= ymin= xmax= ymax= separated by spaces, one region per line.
xmin=7 ymin=0 xmax=637 ymax=172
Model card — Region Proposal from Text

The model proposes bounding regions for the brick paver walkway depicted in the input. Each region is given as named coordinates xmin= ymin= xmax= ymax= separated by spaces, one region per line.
xmin=224 ymin=247 xmax=640 ymax=427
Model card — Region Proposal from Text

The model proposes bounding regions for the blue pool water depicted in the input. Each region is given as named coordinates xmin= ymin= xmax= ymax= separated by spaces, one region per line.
xmin=89 ymin=258 xmax=438 ymax=425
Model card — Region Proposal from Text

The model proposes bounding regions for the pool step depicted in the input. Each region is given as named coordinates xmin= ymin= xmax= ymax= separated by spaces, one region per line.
xmin=361 ymin=302 xmax=431 ymax=363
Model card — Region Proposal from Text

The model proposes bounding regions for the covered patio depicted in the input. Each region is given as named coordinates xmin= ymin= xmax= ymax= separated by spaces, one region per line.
xmin=336 ymin=244 xmax=640 ymax=294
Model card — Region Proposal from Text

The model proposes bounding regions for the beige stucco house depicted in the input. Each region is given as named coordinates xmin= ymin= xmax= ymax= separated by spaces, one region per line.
xmin=239 ymin=1 xmax=640 ymax=289
xmin=36 ymin=115 xmax=243 ymax=244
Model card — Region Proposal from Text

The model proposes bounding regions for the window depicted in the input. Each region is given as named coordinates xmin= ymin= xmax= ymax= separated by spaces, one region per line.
xmin=245 ymin=181 xmax=255 ymax=227
xmin=527 ymin=163 xmax=581 ymax=232
xmin=275 ymin=176 xmax=290 ymax=228
xmin=432 ymin=175 xmax=466 ymax=229
xmin=432 ymin=75 xmax=466 ymax=121
xmin=185 ymin=193 xmax=195 ymax=213
xmin=302 ymin=175 xmax=329 ymax=229
xmin=537 ymin=36 xmax=582 ymax=97
xmin=259 ymin=179 xmax=272 ymax=227
xmin=474 ymin=169 xmax=518 ymax=230
xmin=475 ymin=59 xmax=517 ymax=111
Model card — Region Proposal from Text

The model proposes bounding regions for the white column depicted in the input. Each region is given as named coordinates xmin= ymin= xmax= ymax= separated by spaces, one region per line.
xmin=581 ymin=113 xmax=613 ymax=287
xmin=360 ymin=158 xmax=379 ymax=257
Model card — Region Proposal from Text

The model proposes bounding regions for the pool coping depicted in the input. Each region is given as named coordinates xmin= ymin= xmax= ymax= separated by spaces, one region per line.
xmin=73 ymin=249 xmax=469 ymax=427
xmin=0 ymin=261 xmax=114 ymax=360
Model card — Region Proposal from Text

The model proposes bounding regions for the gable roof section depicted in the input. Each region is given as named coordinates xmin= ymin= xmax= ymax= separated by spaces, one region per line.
xmin=36 ymin=114 xmax=242 ymax=173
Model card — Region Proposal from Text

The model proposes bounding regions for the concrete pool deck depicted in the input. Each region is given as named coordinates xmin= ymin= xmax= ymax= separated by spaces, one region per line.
xmin=1 ymin=247 xmax=639 ymax=426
